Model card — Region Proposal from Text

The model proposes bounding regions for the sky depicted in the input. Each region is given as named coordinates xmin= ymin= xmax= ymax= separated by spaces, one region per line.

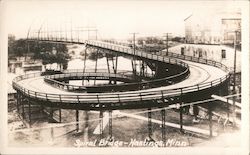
xmin=1 ymin=0 xmax=245 ymax=40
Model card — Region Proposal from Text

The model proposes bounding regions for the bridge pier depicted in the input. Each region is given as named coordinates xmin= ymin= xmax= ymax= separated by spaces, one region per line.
xmin=16 ymin=91 xmax=20 ymax=113
xmin=21 ymin=94 xmax=25 ymax=119
xmin=106 ymin=53 xmax=111 ymax=83
xmin=208 ymin=102 xmax=213 ymax=138
xmin=82 ymin=47 xmax=88 ymax=86
xmin=82 ymin=111 xmax=89 ymax=142
xmin=105 ymin=53 xmax=118 ymax=84
xmin=179 ymin=102 xmax=183 ymax=133
xmin=59 ymin=108 xmax=62 ymax=123
xmin=108 ymin=110 xmax=112 ymax=139
xmin=99 ymin=104 xmax=104 ymax=140
xmin=28 ymin=97 xmax=31 ymax=127
xmin=50 ymin=107 xmax=53 ymax=122
xmin=161 ymin=108 xmax=166 ymax=147
xmin=113 ymin=53 xmax=118 ymax=84
xmin=131 ymin=59 xmax=137 ymax=77
xmin=94 ymin=49 xmax=99 ymax=86
xmin=148 ymin=108 xmax=152 ymax=139
xmin=76 ymin=109 xmax=79 ymax=132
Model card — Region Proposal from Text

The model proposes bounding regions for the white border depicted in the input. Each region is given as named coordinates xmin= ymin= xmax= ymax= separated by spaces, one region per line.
xmin=0 ymin=0 xmax=249 ymax=155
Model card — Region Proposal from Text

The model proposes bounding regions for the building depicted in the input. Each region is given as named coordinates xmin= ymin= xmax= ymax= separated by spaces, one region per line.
xmin=184 ymin=9 xmax=241 ymax=45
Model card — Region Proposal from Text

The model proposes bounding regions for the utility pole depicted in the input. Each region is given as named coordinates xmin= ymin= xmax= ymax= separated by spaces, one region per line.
xmin=130 ymin=33 xmax=139 ymax=76
xmin=163 ymin=33 xmax=171 ymax=56
xmin=70 ymin=18 xmax=73 ymax=42
xmin=232 ymin=30 xmax=239 ymax=127
xmin=130 ymin=33 xmax=139 ymax=55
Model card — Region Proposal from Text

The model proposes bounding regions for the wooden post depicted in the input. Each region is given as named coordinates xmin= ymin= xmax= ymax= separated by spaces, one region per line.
xmin=21 ymin=94 xmax=25 ymax=119
xmin=49 ymin=107 xmax=53 ymax=123
xmin=180 ymin=102 xmax=183 ymax=133
xmin=84 ymin=111 xmax=89 ymax=142
xmin=16 ymin=92 xmax=19 ymax=113
xmin=59 ymin=109 xmax=62 ymax=123
xmin=82 ymin=48 xmax=87 ymax=86
xmin=99 ymin=106 xmax=103 ymax=140
xmin=109 ymin=110 xmax=112 ymax=138
xmin=76 ymin=109 xmax=79 ymax=132
xmin=94 ymin=49 xmax=99 ymax=85
xmin=148 ymin=108 xmax=152 ymax=139
xmin=28 ymin=99 xmax=31 ymax=127
xmin=161 ymin=108 xmax=166 ymax=147
xmin=208 ymin=103 xmax=213 ymax=138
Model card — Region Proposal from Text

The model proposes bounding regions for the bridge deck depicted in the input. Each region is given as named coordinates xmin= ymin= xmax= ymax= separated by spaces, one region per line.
xmin=17 ymin=61 xmax=226 ymax=96
xmin=13 ymin=40 xmax=229 ymax=106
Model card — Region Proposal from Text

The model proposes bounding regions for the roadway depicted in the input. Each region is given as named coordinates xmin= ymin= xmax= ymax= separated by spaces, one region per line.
xmin=13 ymin=40 xmax=229 ymax=105
xmin=17 ymin=60 xmax=226 ymax=95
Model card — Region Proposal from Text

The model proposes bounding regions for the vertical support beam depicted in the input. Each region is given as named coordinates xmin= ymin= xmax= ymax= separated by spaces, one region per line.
xmin=139 ymin=60 xmax=142 ymax=78
xmin=113 ymin=53 xmax=118 ymax=84
xmin=83 ymin=110 xmax=89 ymax=142
xmin=59 ymin=108 xmax=62 ymax=123
xmin=131 ymin=60 xmax=136 ymax=76
xmin=99 ymin=106 xmax=103 ymax=140
xmin=179 ymin=90 xmax=183 ymax=133
xmin=106 ymin=54 xmax=112 ymax=84
xmin=115 ymin=53 xmax=118 ymax=74
xmin=49 ymin=107 xmax=53 ymax=123
xmin=82 ymin=48 xmax=87 ymax=86
xmin=232 ymin=30 xmax=238 ymax=127
xmin=94 ymin=49 xmax=99 ymax=85
xmin=179 ymin=102 xmax=183 ymax=133
xmin=59 ymin=95 xmax=62 ymax=123
xmin=76 ymin=109 xmax=79 ymax=132
xmin=208 ymin=103 xmax=213 ymax=138
xmin=85 ymin=111 xmax=89 ymax=136
xmin=161 ymin=108 xmax=166 ymax=147
xmin=106 ymin=53 xmax=110 ymax=74
xmin=28 ymin=97 xmax=31 ymax=127
xmin=148 ymin=108 xmax=152 ymax=139
xmin=21 ymin=94 xmax=25 ymax=119
xmin=109 ymin=110 xmax=112 ymax=139
xmin=142 ymin=60 xmax=145 ymax=78
xmin=16 ymin=92 xmax=19 ymax=113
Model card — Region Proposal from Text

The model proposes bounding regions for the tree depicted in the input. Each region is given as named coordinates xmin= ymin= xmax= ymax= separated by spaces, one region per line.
xmin=55 ymin=44 xmax=70 ymax=70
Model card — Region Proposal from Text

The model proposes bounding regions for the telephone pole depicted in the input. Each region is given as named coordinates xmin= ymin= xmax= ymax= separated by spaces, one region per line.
xmin=225 ymin=29 xmax=240 ymax=127
xmin=130 ymin=33 xmax=139 ymax=76
xmin=232 ymin=30 xmax=240 ymax=127
xmin=163 ymin=33 xmax=171 ymax=56
xmin=130 ymin=33 xmax=139 ymax=55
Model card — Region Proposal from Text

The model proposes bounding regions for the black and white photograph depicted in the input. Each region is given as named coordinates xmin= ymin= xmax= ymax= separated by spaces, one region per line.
xmin=0 ymin=0 xmax=249 ymax=155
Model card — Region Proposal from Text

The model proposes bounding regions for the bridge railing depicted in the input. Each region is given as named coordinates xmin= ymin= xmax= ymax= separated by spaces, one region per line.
xmin=44 ymin=70 xmax=137 ymax=92
xmin=12 ymin=40 xmax=230 ymax=106
xmin=13 ymin=68 xmax=229 ymax=104
xmin=42 ymin=66 xmax=189 ymax=93
xmin=85 ymin=40 xmax=189 ymax=69
xmin=86 ymin=40 xmax=229 ymax=73
xmin=25 ymin=75 xmax=229 ymax=103
xmin=166 ymin=52 xmax=229 ymax=73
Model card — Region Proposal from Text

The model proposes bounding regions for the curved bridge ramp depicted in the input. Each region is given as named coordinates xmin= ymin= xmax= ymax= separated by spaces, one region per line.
xmin=13 ymin=40 xmax=230 ymax=110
